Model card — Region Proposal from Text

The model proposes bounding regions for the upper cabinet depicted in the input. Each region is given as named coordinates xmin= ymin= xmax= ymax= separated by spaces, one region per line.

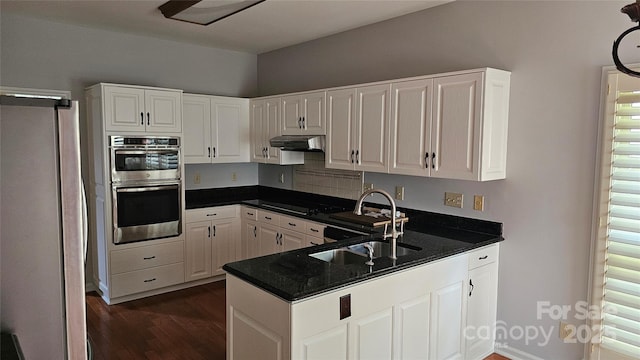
xmin=103 ymin=85 xmax=182 ymax=134
xmin=325 ymin=84 xmax=390 ymax=173
xmin=281 ymin=91 xmax=326 ymax=135
xmin=183 ymin=94 xmax=250 ymax=164
xmin=388 ymin=69 xmax=510 ymax=181
xmin=250 ymin=98 xmax=304 ymax=165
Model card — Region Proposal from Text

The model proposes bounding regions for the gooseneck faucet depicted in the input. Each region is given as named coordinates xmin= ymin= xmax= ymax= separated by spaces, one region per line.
xmin=354 ymin=188 xmax=398 ymax=259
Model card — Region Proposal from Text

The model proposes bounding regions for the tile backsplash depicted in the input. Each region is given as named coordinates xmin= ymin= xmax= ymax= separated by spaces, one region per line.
xmin=293 ymin=153 xmax=363 ymax=199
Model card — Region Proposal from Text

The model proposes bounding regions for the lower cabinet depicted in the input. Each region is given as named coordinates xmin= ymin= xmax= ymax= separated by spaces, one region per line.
xmin=227 ymin=249 xmax=482 ymax=360
xmin=185 ymin=205 xmax=240 ymax=281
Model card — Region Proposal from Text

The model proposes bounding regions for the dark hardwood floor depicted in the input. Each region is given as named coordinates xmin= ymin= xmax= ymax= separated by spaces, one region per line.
xmin=86 ymin=280 xmax=509 ymax=360
xmin=86 ymin=281 xmax=227 ymax=360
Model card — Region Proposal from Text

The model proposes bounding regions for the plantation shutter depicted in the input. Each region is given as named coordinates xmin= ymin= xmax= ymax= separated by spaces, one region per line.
xmin=599 ymin=79 xmax=640 ymax=359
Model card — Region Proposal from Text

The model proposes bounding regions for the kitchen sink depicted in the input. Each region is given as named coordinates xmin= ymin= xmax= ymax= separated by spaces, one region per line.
xmin=347 ymin=241 xmax=420 ymax=258
xmin=309 ymin=248 xmax=368 ymax=265
xmin=309 ymin=241 xmax=421 ymax=265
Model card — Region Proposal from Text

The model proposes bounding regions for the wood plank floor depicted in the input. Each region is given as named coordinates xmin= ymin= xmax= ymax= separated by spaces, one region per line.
xmin=86 ymin=280 xmax=509 ymax=360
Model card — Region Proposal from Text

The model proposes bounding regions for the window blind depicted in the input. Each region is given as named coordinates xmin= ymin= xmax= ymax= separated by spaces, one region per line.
xmin=600 ymin=89 xmax=640 ymax=358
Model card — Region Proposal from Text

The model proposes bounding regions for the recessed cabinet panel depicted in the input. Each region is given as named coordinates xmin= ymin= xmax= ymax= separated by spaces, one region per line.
xmin=266 ymin=98 xmax=281 ymax=162
xmin=211 ymin=98 xmax=249 ymax=163
xmin=300 ymin=325 xmax=348 ymax=360
xmin=251 ymin=100 xmax=267 ymax=162
xmin=104 ymin=86 xmax=145 ymax=132
xmin=183 ymin=95 xmax=211 ymax=163
xmin=430 ymin=281 xmax=465 ymax=360
xmin=356 ymin=84 xmax=390 ymax=173
xmin=351 ymin=308 xmax=393 ymax=359
xmin=281 ymin=95 xmax=302 ymax=134
xmin=231 ymin=308 xmax=285 ymax=360
xmin=326 ymin=88 xmax=356 ymax=170
xmin=397 ymin=295 xmax=431 ymax=359
xmin=185 ymin=221 xmax=212 ymax=281
xmin=303 ymin=92 xmax=326 ymax=134
xmin=390 ymin=79 xmax=433 ymax=176
xmin=432 ymin=73 xmax=482 ymax=181
xmin=145 ymin=90 xmax=182 ymax=132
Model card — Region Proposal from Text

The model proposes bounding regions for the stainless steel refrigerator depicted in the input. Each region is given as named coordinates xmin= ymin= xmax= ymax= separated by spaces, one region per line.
xmin=1 ymin=95 xmax=88 ymax=359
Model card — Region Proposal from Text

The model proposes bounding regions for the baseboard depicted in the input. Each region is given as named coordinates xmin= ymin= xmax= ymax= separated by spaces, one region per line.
xmin=496 ymin=344 xmax=545 ymax=360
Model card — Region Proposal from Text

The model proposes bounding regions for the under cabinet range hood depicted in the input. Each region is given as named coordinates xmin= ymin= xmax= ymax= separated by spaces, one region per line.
xmin=269 ymin=135 xmax=325 ymax=152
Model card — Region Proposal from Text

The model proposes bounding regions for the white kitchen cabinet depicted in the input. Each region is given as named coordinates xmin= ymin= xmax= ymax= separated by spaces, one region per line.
xmin=185 ymin=206 xmax=240 ymax=281
xmin=250 ymin=98 xmax=304 ymax=165
xmin=103 ymin=85 xmax=182 ymax=133
xmin=465 ymin=245 xmax=499 ymax=360
xmin=389 ymin=78 xmax=434 ymax=176
xmin=281 ymin=91 xmax=326 ymax=135
xmin=431 ymin=70 xmax=510 ymax=181
xmin=227 ymin=248 xmax=469 ymax=360
xmin=259 ymin=224 xmax=281 ymax=256
xmin=326 ymin=84 xmax=390 ymax=173
xmin=183 ymin=94 xmax=250 ymax=164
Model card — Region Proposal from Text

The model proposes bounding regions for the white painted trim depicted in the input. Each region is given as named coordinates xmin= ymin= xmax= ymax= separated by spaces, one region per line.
xmin=0 ymin=86 xmax=71 ymax=99
xmin=496 ymin=345 xmax=545 ymax=360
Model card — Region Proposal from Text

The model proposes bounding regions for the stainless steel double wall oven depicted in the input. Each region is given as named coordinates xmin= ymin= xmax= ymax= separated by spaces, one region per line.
xmin=110 ymin=136 xmax=182 ymax=244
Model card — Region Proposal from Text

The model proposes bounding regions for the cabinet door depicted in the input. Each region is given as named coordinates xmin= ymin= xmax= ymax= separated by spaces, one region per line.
xmin=104 ymin=86 xmax=145 ymax=132
xmin=145 ymin=89 xmax=182 ymax=133
xmin=302 ymin=91 xmax=326 ymax=135
xmin=185 ymin=221 xmax=212 ymax=281
xmin=281 ymin=95 xmax=303 ymax=135
xmin=390 ymin=79 xmax=433 ymax=176
xmin=355 ymin=84 xmax=390 ymax=173
xmin=466 ymin=264 xmax=498 ymax=360
xmin=326 ymin=88 xmax=357 ymax=170
xmin=430 ymin=281 xmax=465 ymax=360
xmin=211 ymin=97 xmax=250 ymax=163
xmin=350 ymin=308 xmax=393 ymax=360
xmin=281 ymin=230 xmax=304 ymax=252
xmin=265 ymin=98 xmax=281 ymax=163
xmin=259 ymin=225 xmax=279 ymax=256
xmin=212 ymin=219 xmax=239 ymax=276
xmin=243 ymin=221 xmax=260 ymax=260
xmin=183 ymin=94 xmax=212 ymax=164
xmin=431 ymin=73 xmax=482 ymax=180
xmin=251 ymin=100 xmax=266 ymax=162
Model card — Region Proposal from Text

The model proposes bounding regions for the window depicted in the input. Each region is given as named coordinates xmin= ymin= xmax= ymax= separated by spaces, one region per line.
xmin=590 ymin=69 xmax=640 ymax=360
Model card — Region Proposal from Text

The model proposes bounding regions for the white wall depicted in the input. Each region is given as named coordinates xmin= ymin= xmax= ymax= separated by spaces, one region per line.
xmin=257 ymin=1 xmax=637 ymax=359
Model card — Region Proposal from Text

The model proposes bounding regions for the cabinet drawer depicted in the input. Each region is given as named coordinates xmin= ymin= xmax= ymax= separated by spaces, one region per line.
xmin=306 ymin=222 xmax=325 ymax=237
xmin=242 ymin=206 xmax=258 ymax=221
xmin=468 ymin=244 xmax=499 ymax=269
xmin=111 ymin=241 xmax=184 ymax=274
xmin=280 ymin=215 xmax=306 ymax=233
xmin=258 ymin=210 xmax=280 ymax=226
xmin=110 ymin=262 xmax=185 ymax=298
xmin=187 ymin=205 xmax=238 ymax=223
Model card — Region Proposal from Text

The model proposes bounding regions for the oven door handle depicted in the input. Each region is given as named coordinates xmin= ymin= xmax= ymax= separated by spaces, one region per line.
xmin=113 ymin=149 xmax=179 ymax=155
xmin=115 ymin=184 xmax=180 ymax=193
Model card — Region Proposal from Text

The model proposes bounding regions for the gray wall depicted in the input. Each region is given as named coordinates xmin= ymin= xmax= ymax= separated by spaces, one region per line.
xmin=257 ymin=1 xmax=635 ymax=359
xmin=184 ymin=163 xmax=259 ymax=190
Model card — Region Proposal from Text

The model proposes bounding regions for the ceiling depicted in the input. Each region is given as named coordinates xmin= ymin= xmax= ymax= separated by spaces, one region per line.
xmin=0 ymin=0 xmax=452 ymax=54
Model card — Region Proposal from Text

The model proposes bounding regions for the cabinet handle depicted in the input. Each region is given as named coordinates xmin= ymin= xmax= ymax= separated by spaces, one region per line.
xmin=144 ymin=278 xmax=156 ymax=283
xmin=431 ymin=152 xmax=436 ymax=169
xmin=469 ymin=279 xmax=474 ymax=297
xmin=206 ymin=213 xmax=217 ymax=217
xmin=247 ymin=212 xmax=254 ymax=216
xmin=356 ymin=150 xmax=359 ymax=164
xmin=213 ymin=225 xmax=216 ymax=237
xmin=288 ymin=222 xmax=296 ymax=227
xmin=208 ymin=147 xmax=211 ymax=158
xmin=140 ymin=112 xmax=144 ymax=125
xmin=298 ymin=117 xmax=302 ymax=128
xmin=310 ymin=228 xmax=319 ymax=233
xmin=208 ymin=226 xmax=211 ymax=238
xmin=478 ymin=255 xmax=488 ymax=260
xmin=302 ymin=116 xmax=306 ymax=128
xmin=254 ymin=226 xmax=257 ymax=237
xmin=425 ymin=152 xmax=429 ymax=168
xmin=264 ymin=216 xmax=272 ymax=220
xmin=213 ymin=147 xmax=216 ymax=158
xmin=351 ymin=150 xmax=355 ymax=163
xmin=147 ymin=112 xmax=150 ymax=126
xmin=143 ymin=256 xmax=156 ymax=260
xmin=310 ymin=241 xmax=320 ymax=245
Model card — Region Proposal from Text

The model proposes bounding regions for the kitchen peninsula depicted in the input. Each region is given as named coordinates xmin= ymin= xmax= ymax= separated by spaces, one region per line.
xmin=210 ymin=186 xmax=503 ymax=360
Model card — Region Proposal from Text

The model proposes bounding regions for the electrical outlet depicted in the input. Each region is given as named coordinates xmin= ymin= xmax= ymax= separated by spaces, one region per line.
xmin=559 ymin=321 xmax=573 ymax=340
xmin=444 ymin=192 xmax=463 ymax=208
xmin=395 ymin=186 xmax=404 ymax=200
xmin=194 ymin=173 xmax=201 ymax=184
xmin=363 ymin=183 xmax=374 ymax=191
xmin=473 ymin=195 xmax=484 ymax=211
xmin=232 ymin=172 xmax=237 ymax=181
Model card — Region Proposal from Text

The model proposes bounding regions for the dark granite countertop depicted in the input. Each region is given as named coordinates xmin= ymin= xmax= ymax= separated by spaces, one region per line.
xmin=186 ymin=186 xmax=504 ymax=302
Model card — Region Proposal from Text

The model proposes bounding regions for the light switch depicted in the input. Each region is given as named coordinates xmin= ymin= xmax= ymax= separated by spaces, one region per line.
xmin=444 ymin=192 xmax=463 ymax=208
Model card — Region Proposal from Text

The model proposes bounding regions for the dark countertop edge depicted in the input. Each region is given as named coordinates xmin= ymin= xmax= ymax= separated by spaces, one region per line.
xmin=223 ymin=235 xmax=503 ymax=302
xmin=186 ymin=186 xmax=503 ymax=238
